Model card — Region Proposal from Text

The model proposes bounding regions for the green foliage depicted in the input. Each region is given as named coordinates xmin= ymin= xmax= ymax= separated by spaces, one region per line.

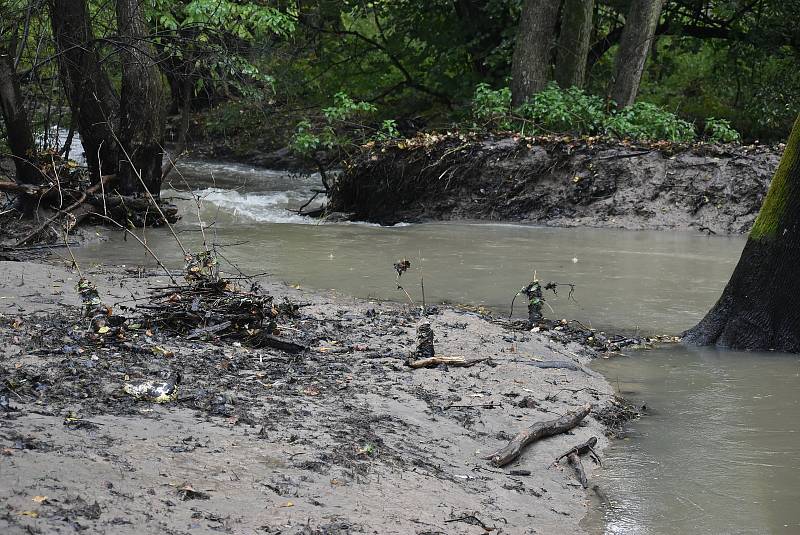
xmin=604 ymin=102 xmax=697 ymax=142
xmin=374 ymin=120 xmax=401 ymax=141
xmin=515 ymin=83 xmax=606 ymax=135
xmin=472 ymin=83 xmax=512 ymax=128
xmin=323 ymin=92 xmax=377 ymax=121
xmin=291 ymin=92 xmax=384 ymax=157
xmin=469 ymin=83 xmax=722 ymax=143
xmin=704 ymin=118 xmax=741 ymax=143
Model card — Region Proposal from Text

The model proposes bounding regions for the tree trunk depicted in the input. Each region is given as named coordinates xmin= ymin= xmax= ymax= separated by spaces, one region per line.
xmin=555 ymin=0 xmax=593 ymax=89
xmin=0 ymin=44 xmax=38 ymax=184
xmin=610 ymin=0 xmax=664 ymax=108
xmin=511 ymin=0 xmax=563 ymax=107
xmin=116 ymin=0 xmax=166 ymax=196
xmin=49 ymin=0 xmax=119 ymax=181
xmin=683 ymin=115 xmax=800 ymax=352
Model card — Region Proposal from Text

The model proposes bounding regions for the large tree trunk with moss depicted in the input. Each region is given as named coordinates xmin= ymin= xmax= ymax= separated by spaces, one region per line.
xmin=683 ymin=115 xmax=800 ymax=352
xmin=0 ymin=44 xmax=38 ymax=185
xmin=555 ymin=0 xmax=593 ymax=89
xmin=610 ymin=0 xmax=663 ymax=108
xmin=49 ymin=0 xmax=119 ymax=181
xmin=511 ymin=0 xmax=563 ymax=107
xmin=116 ymin=0 xmax=165 ymax=196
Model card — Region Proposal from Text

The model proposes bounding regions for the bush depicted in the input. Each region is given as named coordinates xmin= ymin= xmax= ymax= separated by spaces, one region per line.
xmin=704 ymin=117 xmax=741 ymax=143
xmin=604 ymin=102 xmax=697 ymax=142
xmin=515 ymin=83 xmax=606 ymax=135
xmin=470 ymin=83 xmax=713 ymax=143
xmin=472 ymin=83 xmax=512 ymax=129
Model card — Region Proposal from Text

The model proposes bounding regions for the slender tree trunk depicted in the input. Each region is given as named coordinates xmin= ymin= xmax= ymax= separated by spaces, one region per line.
xmin=610 ymin=0 xmax=664 ymax=108
xmin=49 ymin=0 xmax=119 ymax=181
xmin=116 ymin=0 xmax=166 ymax=196
xmin=683 ymin=115 xmax=800 ymax=352
xmin=511 ymin=0 xmax=563 ymax=107
xmin=555 ymin=0 xmax=594 ymax=88
xmin=0 ymin=44 xmax=38 ymax=184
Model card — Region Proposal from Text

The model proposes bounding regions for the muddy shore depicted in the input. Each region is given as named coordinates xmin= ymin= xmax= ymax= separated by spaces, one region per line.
xmin=0 ymin=256 xmax=631 ymax=534
xmin=330 ymin=134 xmax=781 ymax=233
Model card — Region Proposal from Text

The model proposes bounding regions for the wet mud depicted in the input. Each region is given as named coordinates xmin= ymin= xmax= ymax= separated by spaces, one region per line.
xmin=331 ymin=134 xmax=780 ymax=233
xmin=1 ymin=260 xmax=625 ymax=534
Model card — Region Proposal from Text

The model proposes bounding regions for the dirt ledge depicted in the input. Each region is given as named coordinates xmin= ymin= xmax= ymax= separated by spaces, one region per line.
xmin=330 ymin=133 xmax=781 ymax=233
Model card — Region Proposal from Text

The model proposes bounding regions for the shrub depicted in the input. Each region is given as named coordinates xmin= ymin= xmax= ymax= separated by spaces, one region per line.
xmin=603 ymin=102 xmax=696 ymax=142
xmin=472 ymin=83 xmax=512 ymax=129
xmin=515 ymin=83 xmax=606 ymax=135
xmin=704 ymin=117 xmax=741 ymax=143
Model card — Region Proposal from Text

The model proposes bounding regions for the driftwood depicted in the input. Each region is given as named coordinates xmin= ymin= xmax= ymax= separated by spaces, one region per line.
xmin=568 ymin=452 xmax=589 ymax=488
xmin=406 ymin=355 xmax=488 ymax=369
xmin=554 ymin=436 xmax=599 ymax=464
xmin=254 ymin=333 xmax=308 ymax=353
xmin=0 ymin=180 xmax=45 ymax=196
xmin=486 ymin=403 xmax=592 ymax=467
xmin=15 ymin=174 xmax=114 ymax=246
xmin=554 ymin=436 xmax=599 ymax=489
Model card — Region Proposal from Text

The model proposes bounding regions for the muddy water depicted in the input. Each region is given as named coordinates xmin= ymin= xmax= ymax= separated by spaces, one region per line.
xmin=72 ymin=160 xmax=800 ymax=533
xmin=587 ymin=348 xmax=800 ymax=535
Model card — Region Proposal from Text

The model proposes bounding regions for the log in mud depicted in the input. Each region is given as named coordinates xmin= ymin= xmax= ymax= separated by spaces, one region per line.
xmin=330 ymin=133 xmax=781 ymax=233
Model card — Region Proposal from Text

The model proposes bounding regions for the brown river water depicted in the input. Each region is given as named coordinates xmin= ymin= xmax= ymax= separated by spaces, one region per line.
xmin=72 ymin=159 xmax=800 ymax=534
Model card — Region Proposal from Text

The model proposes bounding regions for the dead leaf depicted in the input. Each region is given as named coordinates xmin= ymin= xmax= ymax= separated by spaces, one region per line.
xmin=19 ymin=510 xmax=38 ymax=518
xmin=31 ymin=496 xmax=47 ymax=504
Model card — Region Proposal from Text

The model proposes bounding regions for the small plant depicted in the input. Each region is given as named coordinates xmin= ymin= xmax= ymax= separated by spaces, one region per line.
xmin=604 ymin=102 xmax=696 ymax=142
xmin=322 ymin=91 xmax=376 ymax=121
xmin=516 ymin=83 xmax=606 ymax=135
xmin=373 ymin=119 xmax=400 ymax=141
xmin=472 ymin=83 xmax=512 ymax=129
xmin=704 ymin=118 xmax=741 ymax=143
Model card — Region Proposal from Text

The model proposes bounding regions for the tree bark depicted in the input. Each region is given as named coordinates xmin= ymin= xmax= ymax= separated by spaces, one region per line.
xmin=49 ymin=0 xmax=119 ymax=181
xmin=511 ymin=0 xmax=563 ymax=107
xmin=611 ymin=0 xmax=664 ymax=108
xmin=555 ymin=0 xmax=594 ymax=89
xmin=116 ymin=0 xmax=166 ymax=196
xmin=0 ymin=44 xmax=38 ymax=185
xmin=683 ymin=115 xmax=800 ymax=352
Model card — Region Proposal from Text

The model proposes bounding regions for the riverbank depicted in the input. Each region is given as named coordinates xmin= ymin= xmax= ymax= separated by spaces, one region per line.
xmin=0 ymin=256 xmax=631 ymax=534
xmin=330 ymin=133 xmax=781 ymax=233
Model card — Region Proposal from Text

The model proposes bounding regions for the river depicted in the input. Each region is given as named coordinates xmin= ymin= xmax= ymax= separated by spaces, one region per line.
xmin=72 ymin=158 xmax=800 ymax=534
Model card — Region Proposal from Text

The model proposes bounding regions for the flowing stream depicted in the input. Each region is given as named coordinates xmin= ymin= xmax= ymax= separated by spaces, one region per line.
xmin=72 ymin=159 xmax=800 ymax=534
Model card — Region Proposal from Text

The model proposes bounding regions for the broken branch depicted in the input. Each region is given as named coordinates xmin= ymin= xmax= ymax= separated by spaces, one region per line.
xmin=486 ymin=403 xmax=592 ymax=467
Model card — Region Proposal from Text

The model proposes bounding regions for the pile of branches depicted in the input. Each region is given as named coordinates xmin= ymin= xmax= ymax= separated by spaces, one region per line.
xmin=136 ymin=252 xmax=305 ymax=351
xmin=0 ymin=155 xmax=178 ymax=245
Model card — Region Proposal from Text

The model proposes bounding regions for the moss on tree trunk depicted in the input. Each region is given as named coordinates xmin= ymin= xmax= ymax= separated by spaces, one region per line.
xmin=683 ymin=115 xmax=800 ymax=351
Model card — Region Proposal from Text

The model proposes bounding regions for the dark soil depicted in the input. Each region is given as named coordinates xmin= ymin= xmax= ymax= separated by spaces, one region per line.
xmin=330 ymin=133 xmax=781 ymax=233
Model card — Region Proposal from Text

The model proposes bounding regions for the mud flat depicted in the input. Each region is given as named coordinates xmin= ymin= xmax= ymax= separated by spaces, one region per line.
xmin=330 ymin=133 xmax=780 ymax=233
xmin=0 ymin=258 xmax=629 ymax=534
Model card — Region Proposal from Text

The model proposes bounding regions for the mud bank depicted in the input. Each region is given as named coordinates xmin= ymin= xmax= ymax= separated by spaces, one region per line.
xmin=330 ymin=133 xmax=781 ymax=233
xmin=0 ymin=259 xmax=628 ymax=534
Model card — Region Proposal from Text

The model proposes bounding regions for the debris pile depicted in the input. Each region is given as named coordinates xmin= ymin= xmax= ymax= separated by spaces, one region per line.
xmin=137 ymin=252 xmax=282 ymax=345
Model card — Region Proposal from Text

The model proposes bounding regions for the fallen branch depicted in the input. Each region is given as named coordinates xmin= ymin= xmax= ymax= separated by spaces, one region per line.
xmin=406 ymin=355 xmax=488 ymax=369
xmin=554 ymin=436 xmax=599 ymax=489
xmin=553 ymin=436 xmax=599 ymax=465
xmin=486 ymin=403 xmax=592 ymax=467
xmin=0 ymin=180 xmax=45 ymax=196
xmin=568 ymin=452 xmax=589 ymax=488
xmin=14 ymin=174 xmax=115 ymax=246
